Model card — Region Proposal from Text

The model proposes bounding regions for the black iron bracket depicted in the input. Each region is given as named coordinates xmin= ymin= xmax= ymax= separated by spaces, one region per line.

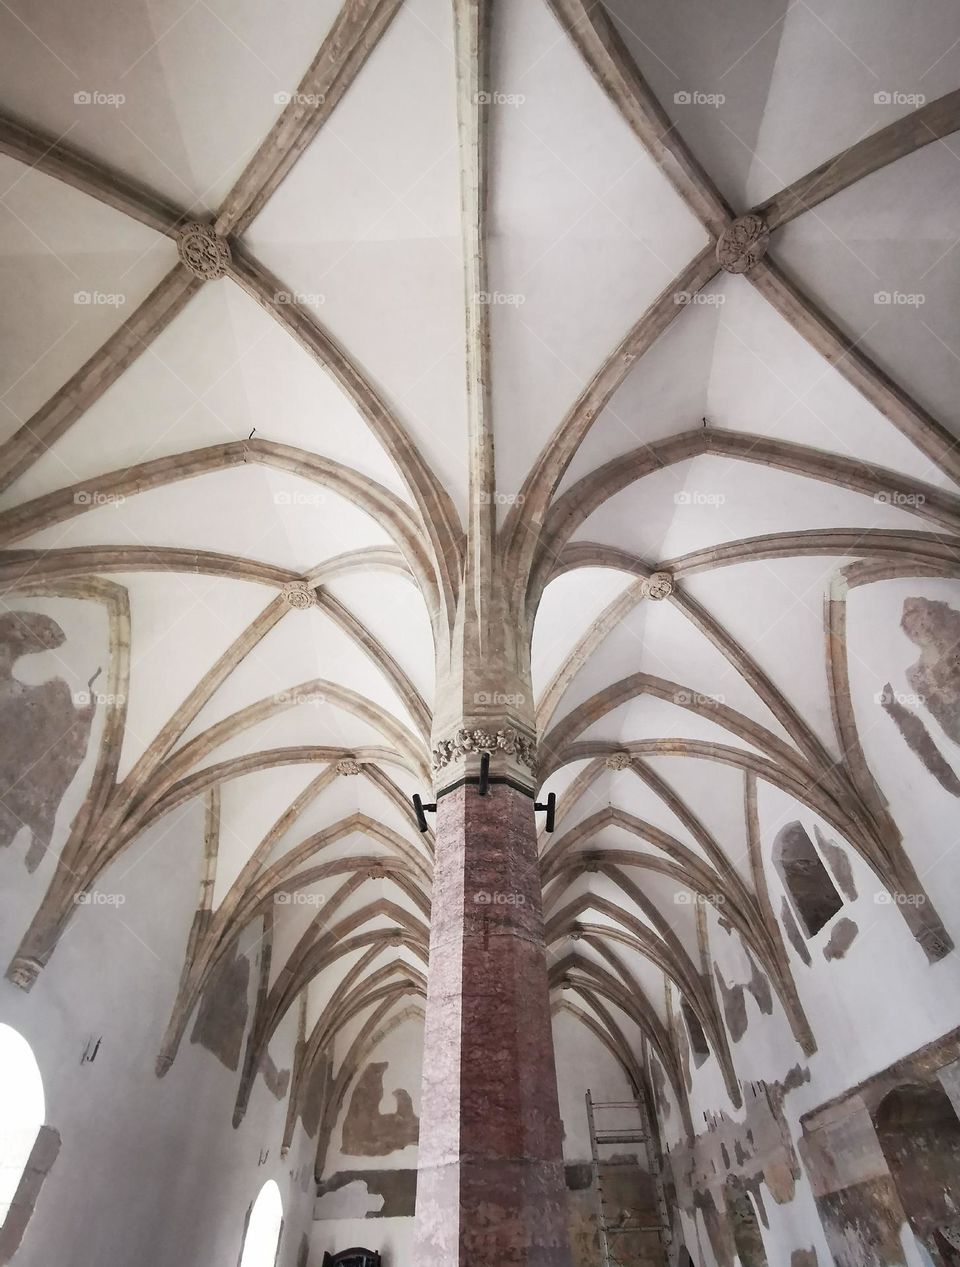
xmin=412 ymin=793 xmax=437 ymax=833
xmin=534 ymin=791 xmax=557 ymax=832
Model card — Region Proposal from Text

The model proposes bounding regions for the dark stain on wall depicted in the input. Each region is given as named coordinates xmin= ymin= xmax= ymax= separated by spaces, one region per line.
xmin=297 ymin=1233 xmax=309 ymax=1267
xmin=651 ymin=1056 xmax=671 ymax=1122
xmin=190 ymin=944 xmax=250 ymax=1071
xmin=301 ymin=1054 xmax=329 ymax=1139
xmin=341 ymin=1062 xmax=418 ymax=1157
xmin=567 ymin=1165 xmax=666 ymax=1267
xmin=0 ymin=612 xmax=97 ymax=871
xmin=815 ymin=828 xmax=858 ymax=902
xmin=790 ymin=1249 xmax=818 ymax=1266
xmin=715 ymin=954 xmax=775 ymax=1044
xmin=780 ymin=897 xmax=812 ymax=965
xmin=714 ymin=965 xmax=748 ymax=1042
xmin=823 ymin=918 xmax=858 ymax=962
xmin=815 ymin=1176 xmax=907 ymax=1267
xmin=880 ymin=682 xmax=960 ymax=797
xmin=902 ymin=597 xmax=960 ymax=744
xmin=317 ymin=1168 xmax=417 ymax=1218
xmin=262 ymin=1050 xmax=290 ymax=1101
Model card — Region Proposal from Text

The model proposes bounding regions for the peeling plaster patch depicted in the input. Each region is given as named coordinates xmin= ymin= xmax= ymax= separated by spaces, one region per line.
xmin=314 ymin=1177 xmax=384 ymax=1220
xmin=262 ymin=1051 xmax=290 ymax=1101
xmin=341 ymin=1062 xmax=418 ymax=1156
xmin=790 ymin=1249 xmax=818 ymax=1266
xmin=823 ymin=918 xmax=858 ymax=962
xmin=676 ymin=1010 xmax=694 ymax=1091
xmin=567 ymin=1167 xmax=661 ymax=1267
xmin=0 ymin=612 xmax=96 ymax=871
xmin=670 ymin=1070 xmax=809 ymax=1236
xmin=880 ymin=682 xmax=960 ymax=796
xmin=781 ymin=897 xmax=812 ymax=965
xmin=316 ymin=1170 xmax=417 ymax=1219
xmin=189 ymin=944 xmax=250 ymax=1070
xmin=565 ymin=1163 xmax=593 ymax=1191
xmin=902 ymin=597 xmax=960 ymax=743
xmin=816 ymin=828 xmax=858 ymax=902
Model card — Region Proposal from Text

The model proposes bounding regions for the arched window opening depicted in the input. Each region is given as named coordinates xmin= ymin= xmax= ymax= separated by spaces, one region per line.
xmin=873 ymin=1082 xmax=960 ymax=1266
xmin=727 ymin=1187 xmax=769 ymax=1267
xmin=0 ymin=1024 xmax=44 ymax=1228
xmin=240 ymin=1179 xmax=283 ymax=1267
xmin=680 ymin=1000 xmax=709 ymax=1068
xmin=773 ymin=821 xmax=843 ymax=937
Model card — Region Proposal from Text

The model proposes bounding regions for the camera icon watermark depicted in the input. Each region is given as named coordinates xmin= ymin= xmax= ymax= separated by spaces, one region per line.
xmin=474 ymin=691 xmax=526 ymax=706
xmin=875 ymin=891 xmax=926 ymax=906
xmin=274 ymin=289 xmax=326 ymax=307
xmin=674 ymin=290 xmax=725 ymax=307
xmin=473 ymin=890 xmax=526 ymax=906
xmin=674 ymin=90 xmax=725 ymax=108
xmin=275 ymin=891 xmax=326 ymax=907
xmin=674 ymin=490 xmax=725 ymax=507
xmin=274 ymin=91 xmax=326 ymax=107
xmin=273 ymin=490 xmax=326 ymax=507
xmin=74 ymin=491 xmax=125 ymax=508
xmin=474 ymin=90 xmax=526 ymax=107
xmin=873 ymin=490 xmax=926 ymax=507
xmin=874 ymin=91 xmax=925 ymax=107
xmin=74 ymin=291 xmax=127 ymax=307
xmin=874 ymin=291 xmax=925 ymax=307
xmin=74 ymin=890 xmax=126 ymax=907
xmin=74 ymin=90 xmax=125 ymax=108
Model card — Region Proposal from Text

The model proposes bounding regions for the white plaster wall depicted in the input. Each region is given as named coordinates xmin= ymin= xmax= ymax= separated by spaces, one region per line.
xmin=0 ymin=799 xmax=315 ymax=1267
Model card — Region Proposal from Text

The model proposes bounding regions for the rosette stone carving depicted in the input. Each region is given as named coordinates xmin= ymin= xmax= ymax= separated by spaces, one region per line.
xmin=646 ymin=572 xmax=674 ymax=600
xmin=281 ymin=580 xmax=318 ymax=609
xmin=176 ymin=222 xmax=232 ymax=280
xmin=716 ymin=213 xmax=769 ymax=275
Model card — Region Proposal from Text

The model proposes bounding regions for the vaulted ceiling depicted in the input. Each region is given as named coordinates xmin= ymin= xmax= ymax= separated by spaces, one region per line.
xmin=1 ymin=0 xmax=958 ymax=1139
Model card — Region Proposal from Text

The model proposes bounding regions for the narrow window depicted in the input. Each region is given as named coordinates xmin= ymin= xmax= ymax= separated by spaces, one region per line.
xmin=0 ymin=1024 xmax=45 ymax=1227
xmin=773 ymin=821 xmax=843 ymax=937
xmin=239 ymin=1179 xmax=283 ymax=1267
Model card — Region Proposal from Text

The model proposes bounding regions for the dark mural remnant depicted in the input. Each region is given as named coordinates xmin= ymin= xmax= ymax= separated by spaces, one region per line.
xmin=773 ymin=822 xmax=844 ymax=937
xmin=317 ymin=1169 xmax=418 ymax=1219
xmin=816 ymin=829 xmax=858 ymax=902
xmin=903 ymin=598 xmax=960 ymax=744
xmin=190 ymin=945 xmax=250 ymax=1070
xmin=780 ymin=897 xmax=812 ymax=966
xmin=879 ymin=597 xmax=960 ymax=797
xmin=341 ymin=1061 xmax=418 ymax=1156
xmin=0 ymin=611 xmax=97 ymax=870
xmin=823 ymin=918 xmax=858 ymax=962
xmin=715 ymin=954 xmax=774 ymax=1043
xmin=262 ymin=1050 xmax=290 ymax=1101
xmin=881 ymin=683 xmax=960 ymax=797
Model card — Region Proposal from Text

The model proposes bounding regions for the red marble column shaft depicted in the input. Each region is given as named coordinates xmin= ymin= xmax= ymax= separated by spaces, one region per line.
xmin=414 ymin=780 xmax=571 ymax=1265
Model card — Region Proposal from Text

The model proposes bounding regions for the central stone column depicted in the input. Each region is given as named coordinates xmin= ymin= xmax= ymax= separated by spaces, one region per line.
xmin=414 ymin=774 xmax=570 ymax=1264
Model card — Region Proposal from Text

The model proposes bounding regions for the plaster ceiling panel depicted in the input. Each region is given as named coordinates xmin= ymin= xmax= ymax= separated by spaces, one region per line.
xmin=190 ymin=703 xmax=396 ymax=776
xmin=0 ymin=156 xmax=175 ymax=437
xmin=16 ymin=467 xmax=393 ymax=573
xmin=488 ymin=0 xmax=708 ymax=503
xmin=0 ymin=0 xmax=346 ymax=211
xmin=556 ymin=279 xmax=723 ymax=498
xmin=261 ymin=774 xmax=418 ymax=868
xmin=531 ymin=567 xmax=636 ymax=700
xmin=109 ymin=570 xmax=278 ymax=779
xmin=771 ymin=145 xmax=960 ymax=448
xmin=680 ymin=557 xmax=852 ymax=758
xmin=576 ymin=697 xmax=768 ymax=765
xmin=551 ymin=768 xmax=708 ymax=860
xmin=546 ymin=591 xmax=796 ymax=749
xmin=211 ymin=762 xmax=329 ymax=907
xmin=9 ymin=280 xmax=411 ymax=505
xmin=574 ymin=455 xmax=939 ymax=570
xmin=640 ymin=755 xmax=751 ymax=885
xmin=176 ymin=601 xmax=420 ymax=747
xmin=324 ymin=573 xmax=435 ymax=707
xmin=706 ymin=271 xmax=960 ymax=483
xmin=601 ymin=0 xmax=790 ymax=210
xmin=246 ymin=0 xmax=468 ymax=517
xmin=746 ymin=0 xmax=960 ymax=205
